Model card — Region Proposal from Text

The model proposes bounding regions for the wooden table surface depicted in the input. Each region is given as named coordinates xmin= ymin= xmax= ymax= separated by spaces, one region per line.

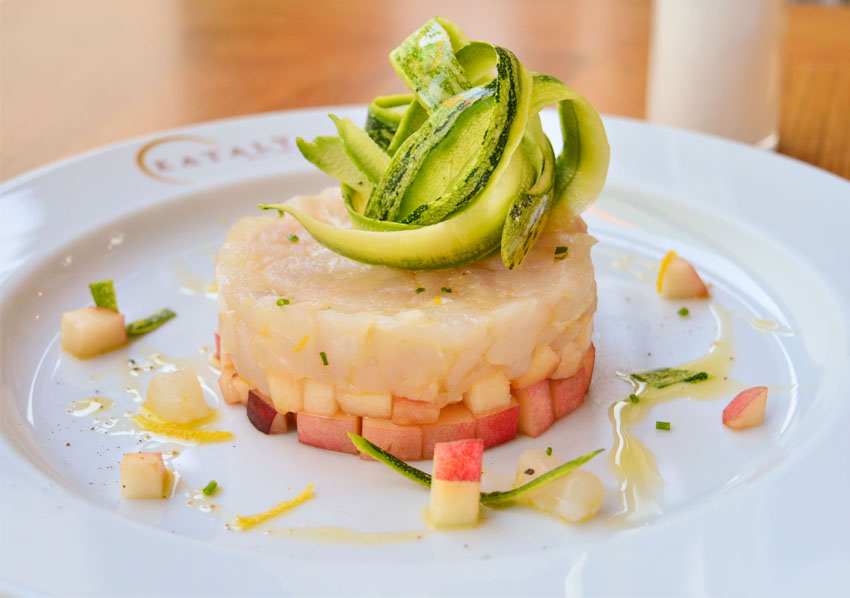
xmin=2 ymin=0 xmax=849 ymax=181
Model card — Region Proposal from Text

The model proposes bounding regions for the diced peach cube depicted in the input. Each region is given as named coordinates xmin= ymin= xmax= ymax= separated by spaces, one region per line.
xmin=246 ymin=390 xmax=287 ymax=434
xmin=516 ymin=379 xmax=555 ymax=437
xmin=463 ymin=370 xmax=511 ymax=414
xmin=512 ymin=346 xmax=559 ymax=390
xmin=550 ymin=369 xmax=586 ymax=419
xmin=392 ymin=397 xmax=440 ymax=425
xmin=302 ymin=379 xmax=337 ymax=416
xmin=336 ymin=390 xmax=392 ymax=418
xmin=474 ymin=399 xmax=519 ymax=449
xmin=61 ymin=307 xmax=127 ymax=357
xmin=296 ymin=411 xmax=361 ymax=455
xmin=657 ymin=251 xmax=709 ymax=300
xmin=120 ymin=452 xmax=167 ymax=499
xmin=429 ymin=439 xmax=483 ymax=527
xmin=580 ymin=343 xmax=596 ymax=394
xmin=145 ymin=369 xmax=212 ymax=424
xmin=361 ymin=417 xmax=423 ymax=461
xmin=218 ymin=369 xmax=241 ymax=405
xmin=723 ymin=386 xmax=768 ymax=429
xmin=422 ymin=404 xmax=476 ymax=459
xmin=267 ymin=372 xmax=303 ymax=414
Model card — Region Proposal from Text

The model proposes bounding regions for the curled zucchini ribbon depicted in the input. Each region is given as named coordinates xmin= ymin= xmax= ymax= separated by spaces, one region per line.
xmin=264 ymin=17 xmax=609 ymax=270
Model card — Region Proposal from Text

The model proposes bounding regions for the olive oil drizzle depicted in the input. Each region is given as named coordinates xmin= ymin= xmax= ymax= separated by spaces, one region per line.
xmin=608 ymin=304 xmax=744 ymax=527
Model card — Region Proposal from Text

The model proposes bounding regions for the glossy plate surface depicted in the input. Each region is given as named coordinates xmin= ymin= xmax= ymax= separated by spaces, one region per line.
xmin=1 ymin=107 xmax=849 ymax=596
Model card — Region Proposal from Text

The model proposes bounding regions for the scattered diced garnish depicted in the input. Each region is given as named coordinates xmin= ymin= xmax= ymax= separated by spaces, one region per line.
xmin=629 ymin=393 xmax=640 ymax=403
xmin=202 ymin=480 xmax=218 ymax=496
xmin=60 ymin=307 xmax=127 ymax=357
xmin=415 ymin=287 xmax=425 ymax=294
xmin=440 ymin=287 xmax=452 ymax=293
xmin=546 ymin=446 xmax=553 ymax=456
xmin=89 ymin=279 xmax=119 ymax=311
xmin=656 ymin=421 xmax=671 ymax=431
xmin=656 ymin=251 xmax=709 ymax=299
xmin=145 ymin=369 xmax=213 ymax=424
xmin=677 ymin=307 xmax=689 ymax=317
xmin=723 ymin=386 xmax=768 ymax=430
xmin=429 ymin=439 xmax=483 ymax=527
xmin=228 ymin=484 xmax=314 ymax=531
xmin=554 ymin=246 xmax=568 ymax=260
xmin=277 ymin=298 xmax=290 ymax=306
xmin=120 ymin=452 xmax=167 ymax=499
xmin=511 ymin=449 xmax=604 ymax=522
xmin=126 ymin=308 xmax=176 ymax=337
xmin=287 ymin=234 xmax=299 ymax=242
xmin=630 ymin=367 xmax=709 ymax=389
xmin=319 ymin=351 xmax=329 ymax=366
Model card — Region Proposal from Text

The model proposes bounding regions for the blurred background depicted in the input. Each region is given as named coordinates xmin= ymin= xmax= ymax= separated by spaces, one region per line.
xmin=1 ymin=0 xmax=848 ymax=180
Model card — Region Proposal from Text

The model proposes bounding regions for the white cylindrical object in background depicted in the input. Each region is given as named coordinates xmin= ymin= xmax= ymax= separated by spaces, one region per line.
xmin=646 ymin=0 xmax=787 ymax=149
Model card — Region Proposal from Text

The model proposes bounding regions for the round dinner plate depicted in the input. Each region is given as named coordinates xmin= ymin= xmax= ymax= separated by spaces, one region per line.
xmin=1 ymin=107 xmax=848 ymax=597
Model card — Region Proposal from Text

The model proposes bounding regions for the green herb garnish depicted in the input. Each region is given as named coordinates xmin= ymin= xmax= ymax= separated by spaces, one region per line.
xmin=320 ymin=351 xmax=328 ymax=366
xmin=545 ymin=447 xmax=553 ymax=456
xmin=348 ymin=433 xmax=603 ymax=506
xmin=656 ymin=421 xmax=671 ymax=431
xmin=277 ymin=298 xmax=290 ymax=306
xmin=630 ymin=368 xmax=709 ymax=389
xmin=629 ymin=393 xmax=640 ymax=403
xmin=126 ymin=308 xmax=176 ymax=337
xmin=287 ymin=234 xmax=299 ymax=242
xmin=415 ymin=287 xmax=425 ymax=294
xmin=89 ymin=280 xmax=119 ymax=311
xmin=677 ymin=307 xmax=689 ymax=317
xmin=554 ymin=246 xmax=568 ymax=260
xmin=202 ymin=480 xmax=218 ymax=496
xmin=441 ymin=287 xmax=452 ymax=293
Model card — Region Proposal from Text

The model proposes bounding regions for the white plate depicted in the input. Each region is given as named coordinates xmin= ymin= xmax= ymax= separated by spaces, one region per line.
xmin=2 ymin=107 xmax=849 ymax=596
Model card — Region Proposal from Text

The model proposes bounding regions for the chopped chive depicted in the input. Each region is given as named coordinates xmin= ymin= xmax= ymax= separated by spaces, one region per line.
xmin=319 ymin=351 xmax=328 ymax=366
xmin=554 ymin=246 xmax=569 ymax=260
xmin=277 ymin=298 xmax=290 ymax=306
xmin=126 ymin=308 xmax=176 ymax=337
xmin=677 ymin=307 xmax=689 ymax=317
xmin=656 ymin=421 xmax=671 ymax=431
xmin=202 ymin=480 xmax=218 ymax=496
xmin=89 ymin=280 xmax=119 ymax=311
xmin=441 ymin=287 xmax=452 ymax=293
xmin=631 ymin=368 xmax=709 ymax=389
xmin=287 ymin=234 xmax=299 ymax=242
xmin=415 ymin=287 xmax=425 ymax=294
xmin=545 ymin=447 xmax=553 ymax=456
xmin=629 ymin=393 xmax=640 ymax=403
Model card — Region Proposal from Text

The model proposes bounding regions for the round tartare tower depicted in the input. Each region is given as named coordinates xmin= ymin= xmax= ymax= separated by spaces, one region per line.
xmin=216 ymin=188 xmax=597 ymax=460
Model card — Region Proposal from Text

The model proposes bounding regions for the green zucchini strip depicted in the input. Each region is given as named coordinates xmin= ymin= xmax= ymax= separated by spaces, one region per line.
xmin=349 ymin=433 xmax=604 ymax=507
xmin=126 ymin=308 xmax=176 ymax=337
xmin=349 ymin=433 xmax=432 ymax=488
xmin=296 ymin=136 xmax=374 ymax=195
xmin=390 ymin=18 xmax=471 ymax=112
xmin=364 ymin=94 xmax=414 ymax=151
xmin=529 ymin=74 xmax=610 ymax=233
xmin=89 ymin=280 xmax=119 ymax=312
xmin=329 ymin=115 xmax=390 ymax=185
xmin=479 ymin=448 xmax=605 ymax=505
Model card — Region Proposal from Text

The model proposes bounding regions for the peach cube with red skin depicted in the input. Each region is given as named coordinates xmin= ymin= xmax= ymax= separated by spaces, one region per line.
xmin=246 ymin=390 xmax=288 ymax=434
xmin=296 ymin=411 xmax=361 ymax=455
xmin=474 ymin=399 xmax=519 ymax=449
xmin=723 ymin=386 xmax=768 ymax=429
xmin=658 ymin=252 xmax=710 ymax=300
xmin=550 ymin=369 xmax=586 ymax=419
xmin=429 ymin=439 xmax=483 ymax=527
xmin=120 ymin=452 xmax=167 ymax=499
xmin=361 ymin=417 xmax=423 ymax=461
xmin=516 ymin=379 xmax=555 ymax=437
xmin=422 ymin=404 xmax=476 ymax=459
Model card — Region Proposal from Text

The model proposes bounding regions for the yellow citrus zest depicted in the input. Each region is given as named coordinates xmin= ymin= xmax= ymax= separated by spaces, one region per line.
xmin=229 ymin=483 xmax=315 ymax=531
xmin=133 ymin=415 xmax=233 ymax=443
xmin=656 ymin=250 xmax=677 ymax=294
xmin=293 ymin=335 xmax=309 ymax=353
